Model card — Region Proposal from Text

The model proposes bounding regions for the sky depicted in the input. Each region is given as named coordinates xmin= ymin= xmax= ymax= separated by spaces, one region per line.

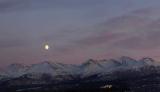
xmin=1 ymin=0 xmax=160 ymax=66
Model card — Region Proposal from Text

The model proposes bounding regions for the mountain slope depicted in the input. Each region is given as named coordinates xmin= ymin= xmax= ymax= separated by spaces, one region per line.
xmin=0 ymin=57 xmax=159 ymax=80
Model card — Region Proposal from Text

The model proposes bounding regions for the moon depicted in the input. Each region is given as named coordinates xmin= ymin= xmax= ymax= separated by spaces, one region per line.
xmin=44 ymin=44 xmax=50 ymax=50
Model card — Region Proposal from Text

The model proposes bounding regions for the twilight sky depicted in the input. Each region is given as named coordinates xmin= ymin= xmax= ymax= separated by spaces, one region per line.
xmin=1 ymin=0 xmax=160 ymax=66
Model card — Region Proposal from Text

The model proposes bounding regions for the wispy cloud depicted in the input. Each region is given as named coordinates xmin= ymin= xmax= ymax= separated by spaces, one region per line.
xmin=1 ymin=0 xmax=160 ymax=66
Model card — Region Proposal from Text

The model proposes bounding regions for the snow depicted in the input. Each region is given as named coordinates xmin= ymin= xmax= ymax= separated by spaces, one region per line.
xmin=80 ymin=57 xmax=160 ymax=77
xmin=0 ymin=57 xmax=160 ymax=80
xmin=2 ymin=63 xmax=28 ymax=77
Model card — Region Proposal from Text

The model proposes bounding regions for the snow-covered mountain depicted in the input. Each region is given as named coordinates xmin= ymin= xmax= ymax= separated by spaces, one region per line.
xmin=0 ymin=56 xmax=159 ymax=80
xmin=80 ymin=56 xmax=160 ymax=77
xmin=0 ymin=61 xmax=80 ymax=80
xmin=25 ymin=61 xmax=80 ymax=80
xmin=1 ymin=63 xmax=28 ymax=77
xmin=80 ymin=59 xmax=121 ymax=77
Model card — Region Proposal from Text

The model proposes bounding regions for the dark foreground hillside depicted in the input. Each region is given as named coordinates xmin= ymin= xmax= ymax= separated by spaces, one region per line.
xmin=0 ymin=66 xmax=160 ymax=92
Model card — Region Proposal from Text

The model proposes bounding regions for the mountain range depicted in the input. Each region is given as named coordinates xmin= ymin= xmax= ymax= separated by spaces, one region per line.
xmin=0 ymin=56 xmax=159 ymax=79
xmin=1 ymin=56 xmax=160 ymax=92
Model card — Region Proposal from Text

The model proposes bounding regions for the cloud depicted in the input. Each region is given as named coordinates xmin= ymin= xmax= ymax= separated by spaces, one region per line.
xmin=65 ymin=7 xmax=160 ymax=52
xmin=2 ymin=0 xmax=160 ymax=66
xmin=70 ymin=8 xmax=153 ymax=47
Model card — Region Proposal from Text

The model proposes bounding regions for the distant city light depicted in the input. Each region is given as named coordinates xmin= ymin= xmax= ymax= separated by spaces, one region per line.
xmin=101 ymin=84 xmax=112 ymax=89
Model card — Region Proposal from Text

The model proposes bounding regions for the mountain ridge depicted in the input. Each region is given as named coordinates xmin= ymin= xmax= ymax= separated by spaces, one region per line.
xmin=0 ymin=56 xmax=159 ymax=79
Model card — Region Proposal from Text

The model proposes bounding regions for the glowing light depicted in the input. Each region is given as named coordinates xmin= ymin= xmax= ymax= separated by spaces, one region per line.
xmin=45 ymin=44 xmax=50 ymax=50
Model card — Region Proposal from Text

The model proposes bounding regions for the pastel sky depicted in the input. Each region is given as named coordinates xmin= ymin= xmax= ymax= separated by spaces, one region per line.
xmin=1 ymin=0 xmax=160 ymax=67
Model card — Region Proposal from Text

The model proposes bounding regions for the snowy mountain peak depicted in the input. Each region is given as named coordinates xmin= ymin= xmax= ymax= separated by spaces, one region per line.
xmin=40 ymin=61 xmax=51 ymax=65
xmin=82 ymin=59 xmax=99 ymax=66
xmin=3 ymin=63 xmax=28 ymax=77
xmin=31 ymin=61 xmax=66 ymax=70
xmin=141 ymin=57 xmax=155 ymax=63
xmin=140 ymin=57 xmax=157 ymax=66
xmin=119 ymin=56 xmax=137 ymax=62
xmin=118 ymin=56 xmax=137 ymax=65
xmin=27 ymin=62 xmax=55 ymax=74
xmin=7 ymin=63 xmax=25 ymax=70
xmin=1 ymin=57 xmax=160 ymax=79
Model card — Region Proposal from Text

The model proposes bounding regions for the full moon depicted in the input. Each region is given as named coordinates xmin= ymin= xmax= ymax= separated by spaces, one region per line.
xmin=44 ymin=44 xmax=50 ymax=50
